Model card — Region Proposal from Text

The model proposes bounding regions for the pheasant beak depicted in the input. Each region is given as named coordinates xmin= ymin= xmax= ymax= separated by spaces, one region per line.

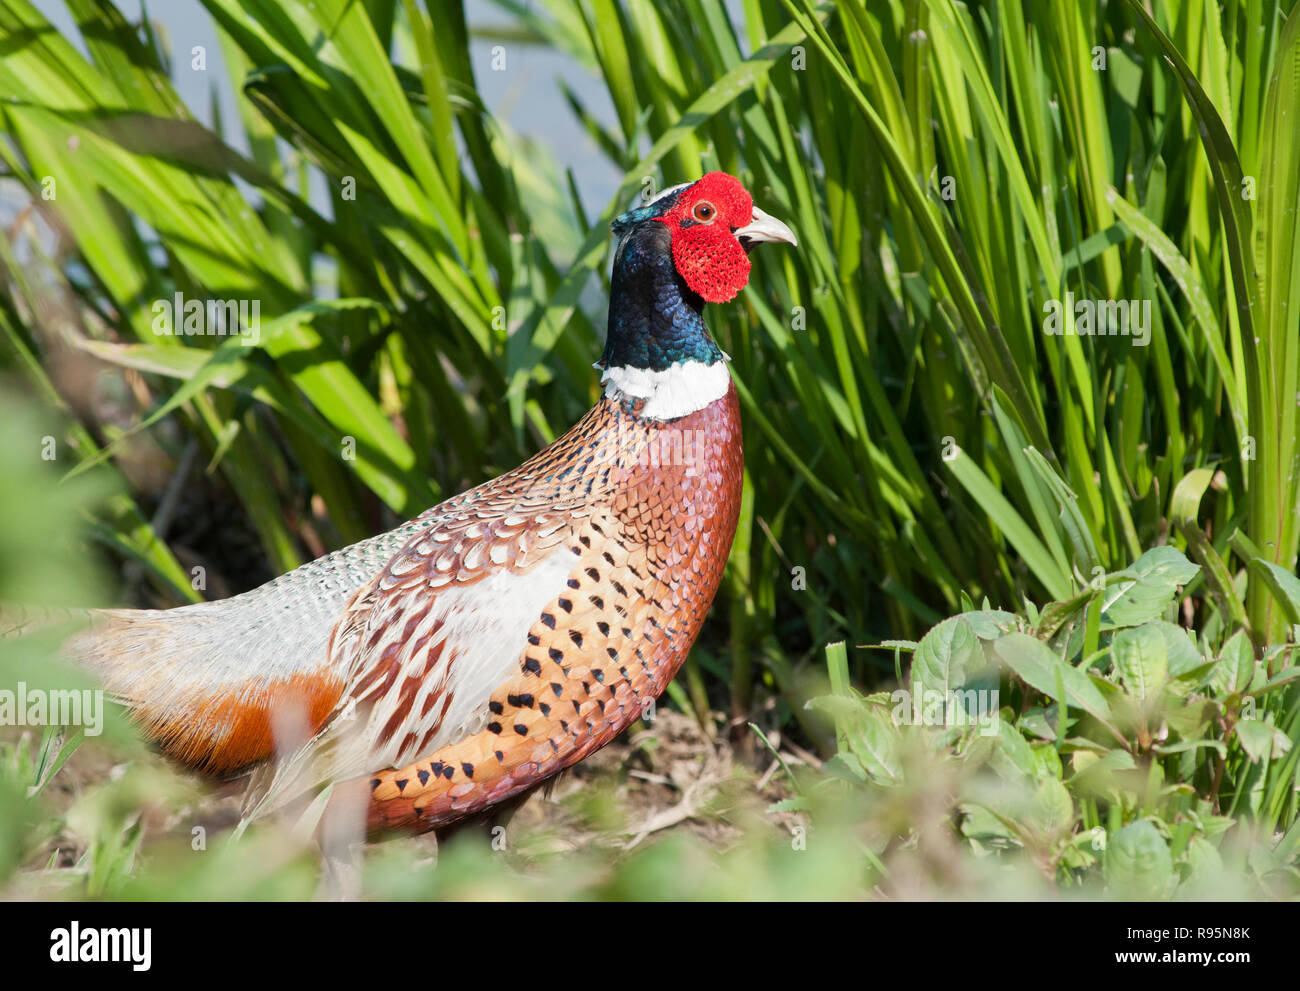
xmin=735 ymin=205 xmax=798 ymax=251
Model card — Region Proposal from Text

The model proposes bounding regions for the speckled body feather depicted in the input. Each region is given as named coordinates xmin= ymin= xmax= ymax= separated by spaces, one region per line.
xmin=360 ymin=384 xmax=742 ymax=830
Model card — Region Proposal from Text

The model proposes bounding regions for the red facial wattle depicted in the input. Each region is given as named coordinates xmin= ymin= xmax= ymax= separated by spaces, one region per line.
xmin=658 ymin=172 xmax=755 ymax=303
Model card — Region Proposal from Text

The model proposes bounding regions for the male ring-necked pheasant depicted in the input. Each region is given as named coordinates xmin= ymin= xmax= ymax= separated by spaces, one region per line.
xmin=62 ymin=172 xmax=795 ymax=833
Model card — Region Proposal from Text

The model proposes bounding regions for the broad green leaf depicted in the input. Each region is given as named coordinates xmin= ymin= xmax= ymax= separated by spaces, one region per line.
xmin=1152 ymin=738 xmax=1226 ymax=759
xmin=988 ymin=633 xmax=1116 ymax=733
xmin=1145 ymin=620 xmax=1204 ymax=679
xmin=1210 ymin=630 xmax=1256 ymax=697
xmin=1110 ymin=623 xmax=1169 ymax=701
xmin=1024 ymin=777 xmax=1074 ymax=844
xmin=1070 ymin=749 xmax=1139 ymax=799
xmin=910 ymin=616 xmax=984 ymax=698
xmin=1101 ymin=547 xmax=1200 ymax=628
xmin=1105 ymin=820 xmax=1174 ymax=899
xmin=989 ymin=718 xmax=1038 ymax=782
xmin=1236 ymin=718 xmax=1292 ymax=763
xmin=1171 ymin=469 xmax=1250 ymax=634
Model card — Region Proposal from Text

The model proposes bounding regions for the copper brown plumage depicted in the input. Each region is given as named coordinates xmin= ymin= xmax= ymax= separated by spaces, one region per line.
xmin=364 ymin=384 xmax=743 ymax=831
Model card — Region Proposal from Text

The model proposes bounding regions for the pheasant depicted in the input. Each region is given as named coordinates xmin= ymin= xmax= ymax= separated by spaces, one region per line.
xmin=59 ymin=172 xmax=796 ymax=834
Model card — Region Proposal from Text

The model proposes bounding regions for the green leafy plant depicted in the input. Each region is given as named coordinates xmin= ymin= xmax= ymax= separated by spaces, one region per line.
xmin=808 ymin=516 xmax=1300 ymax=896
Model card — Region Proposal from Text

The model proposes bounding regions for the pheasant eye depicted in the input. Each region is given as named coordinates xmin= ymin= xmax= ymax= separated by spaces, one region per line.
xmin=692 ymin=201 xmax=716 ymax=223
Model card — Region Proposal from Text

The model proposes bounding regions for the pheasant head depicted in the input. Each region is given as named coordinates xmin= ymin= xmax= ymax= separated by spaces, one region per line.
xmin=601 ymin=173 xmax=796 ymax=420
